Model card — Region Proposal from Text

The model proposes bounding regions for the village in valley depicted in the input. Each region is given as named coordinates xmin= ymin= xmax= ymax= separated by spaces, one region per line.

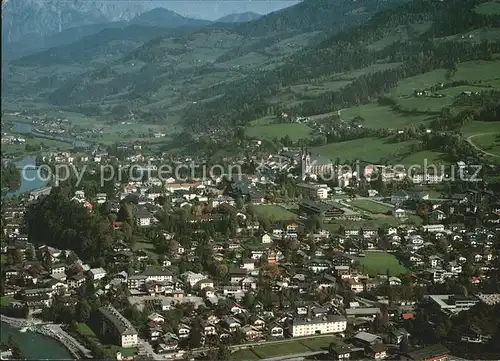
xmin=1 ymin=0 xmax=500 ymax=360
xmin=1 ymin=121 xmax=500 ymax=361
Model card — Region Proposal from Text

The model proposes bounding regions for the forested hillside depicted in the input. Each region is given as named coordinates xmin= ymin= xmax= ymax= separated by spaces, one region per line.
xmin=2 ymin=0 xmax=406 ymax=114
xmin=181 ymin=0 xmax=500 ymax=130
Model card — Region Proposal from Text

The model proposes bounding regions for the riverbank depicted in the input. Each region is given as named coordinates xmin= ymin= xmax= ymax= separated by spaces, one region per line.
xmin=0 ymin=315 xmax=90 ymax=359
xmin=0 ymin=320 xmax=75 ymax=360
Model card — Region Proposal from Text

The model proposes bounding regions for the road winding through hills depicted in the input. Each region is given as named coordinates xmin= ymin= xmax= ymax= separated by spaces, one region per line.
xmin=466 ymin=133 xmax=500 ymax=158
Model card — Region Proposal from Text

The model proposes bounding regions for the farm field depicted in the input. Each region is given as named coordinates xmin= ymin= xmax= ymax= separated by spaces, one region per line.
xmin=253 ymin=205 xmax=297 ymax=221
xmin=391 ymin=60 xmax=500 ymax=98
xmin=311 ymin=137 xmax=420 ymax=163
xmin=340 ymin=104 xmax=431 ymax=128
xmin=350 ymin=199 xmax=392 ymax=214
xmin=461 ymin=121 xmax=500 ymax=137
xmin=394 ymin=96 xmax=452 ymax=113
xmin=397 ymin=150 xmax=447 ymax=167
xmin=356 ymin=251 xmax=409 ymax=276
xmin=1 ymin=137 xmax=73 ymax=156
xmin=467 ymin=133 xmax=500 ymax=157
xmin=245 ymin=123 xmax=312 ymax=141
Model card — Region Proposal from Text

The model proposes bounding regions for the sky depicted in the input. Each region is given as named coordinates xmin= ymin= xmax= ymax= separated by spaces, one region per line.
xmin=152 ymin=0 xmax=301 ymax=20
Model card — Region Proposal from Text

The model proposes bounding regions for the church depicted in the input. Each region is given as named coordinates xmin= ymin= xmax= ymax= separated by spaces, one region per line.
xmin=300 ymin=147 xmax=334 ymax=180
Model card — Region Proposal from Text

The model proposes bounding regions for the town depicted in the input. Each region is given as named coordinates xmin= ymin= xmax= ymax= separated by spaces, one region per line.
xmin=1 ymin=133 xmax=499 ymax=361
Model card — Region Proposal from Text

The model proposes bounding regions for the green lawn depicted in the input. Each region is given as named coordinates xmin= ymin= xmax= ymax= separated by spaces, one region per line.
xmin=341 ymin=103 xmax=431 ymax=128
xmin=253 ymin=205 xmax=297 ymax=221
xmin=231 ymin=349 xmax=260 ymax=360
xmin=245 ymin=123 xmax=312 ymax=141
xmin=350 ymin=200 xmax=392 ymax=214
xmin=312 ymin=137 xmax=420 ymax=163
xmin=299 ymin=337 xmax=335 ymax=350
xmin=251 ymin=342 xmax=310 ymax=358
xmin=356 ymin=251 xmax=409 ymax=276
xmin=231 ymin=336 xmax=336 ymax=360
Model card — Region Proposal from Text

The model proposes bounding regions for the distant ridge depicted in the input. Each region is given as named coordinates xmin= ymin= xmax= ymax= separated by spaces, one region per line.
xmin=216 ymin=11 xmax=262 ymax=23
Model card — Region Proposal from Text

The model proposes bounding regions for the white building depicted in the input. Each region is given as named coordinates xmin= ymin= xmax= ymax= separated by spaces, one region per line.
xmin=427 ymin=294 xmax=478 ymax=314
xmin=181 ymin=271 xmax=207 ymax=287
xmin=99 ymin=305 xmax=138 ymax=348
xmin=297 ymin=183 xmax=330 ymax=200
xmin=89 ymin=267 xmax=107 ymax=281
xmin=291 ymin=315 xmax=347 ymax=337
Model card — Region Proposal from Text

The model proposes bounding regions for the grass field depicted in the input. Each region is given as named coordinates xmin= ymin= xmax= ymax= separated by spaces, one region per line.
xmin=468 ymin=133 xmax=500 ymax=157
xmin=245 ymin=123 xmax=312 ymax=141
xmin=231 ymin=336 xmax=335 ymax=360
xmin=350 ymin=199 xmax=392 ymax=214
xmin=391 ymin=60 xmax=500 ymax=98
xmin=340 ymin=104 xmax=431 ymax=128
xmin=1 ymin=137 xmax=73 ymax=155
xmin=461 ymin=121 xmax=500 ymax=137
xmin=249 ymin=116 xmax=277 ymax=126
xmin=312 ymin=137 xmax=420 ymax=163
xmin=0 ymin=296 xmax=14 ymax=306
xmin=253 ymin=205 xmax=297 ymax=221
xmin=357 ymin=251 xmax=409 ymax=276
xmin=474 ymin=1 xmax=500 ymax=15
xmin=397 ymin=150 xmax=447 ymax=166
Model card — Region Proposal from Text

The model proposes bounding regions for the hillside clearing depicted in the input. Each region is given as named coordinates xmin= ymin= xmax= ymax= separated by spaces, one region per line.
xmin=312 ymin=137 xmax=420 ymax=163
xmin=341 ymin=103 xmax=431 ymax=128
xmin=245 ymin=123 xmax=312 ymax=141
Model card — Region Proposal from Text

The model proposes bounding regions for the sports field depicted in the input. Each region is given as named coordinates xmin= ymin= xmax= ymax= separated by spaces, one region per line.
xmin=357 ymin=251 xmax=409 ymax=276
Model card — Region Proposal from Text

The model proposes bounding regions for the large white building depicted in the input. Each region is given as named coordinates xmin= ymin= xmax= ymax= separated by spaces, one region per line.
xmin=98 ymin=305 xmax=138 ymax=348
xmin=291 ymin=315 xmax=347 ymax=337
xmin=297 ymin=183 xmax=330 ymax=200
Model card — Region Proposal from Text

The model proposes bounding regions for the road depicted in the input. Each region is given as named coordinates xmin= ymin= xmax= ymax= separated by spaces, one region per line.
xmin=466 ymin=133 xmax=500 ymax=158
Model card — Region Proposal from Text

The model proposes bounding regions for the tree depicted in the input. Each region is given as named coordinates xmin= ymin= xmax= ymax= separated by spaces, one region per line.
xmin=7 ymin=334 xmax=23 ymax=359
xmin=76 ymin=299 xmax=91 ymax=323
xmin=189 ymin=317 xmax=203 ymax=348
xmin=399 ymin=335 xmax=409 ymax=354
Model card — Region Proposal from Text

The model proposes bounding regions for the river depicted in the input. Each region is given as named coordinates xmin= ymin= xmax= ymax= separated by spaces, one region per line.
xmin=2 ymin=155 xmax=49 ymax=199
xmin=0 ymin=322 xmax=73 ymax=359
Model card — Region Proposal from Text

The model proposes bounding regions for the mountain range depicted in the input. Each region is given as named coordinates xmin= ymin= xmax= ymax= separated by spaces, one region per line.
xmin=3 ymin=0 xmax=499 ymax=131
xmin=216 ymin=12 xmax=262 ymax=23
